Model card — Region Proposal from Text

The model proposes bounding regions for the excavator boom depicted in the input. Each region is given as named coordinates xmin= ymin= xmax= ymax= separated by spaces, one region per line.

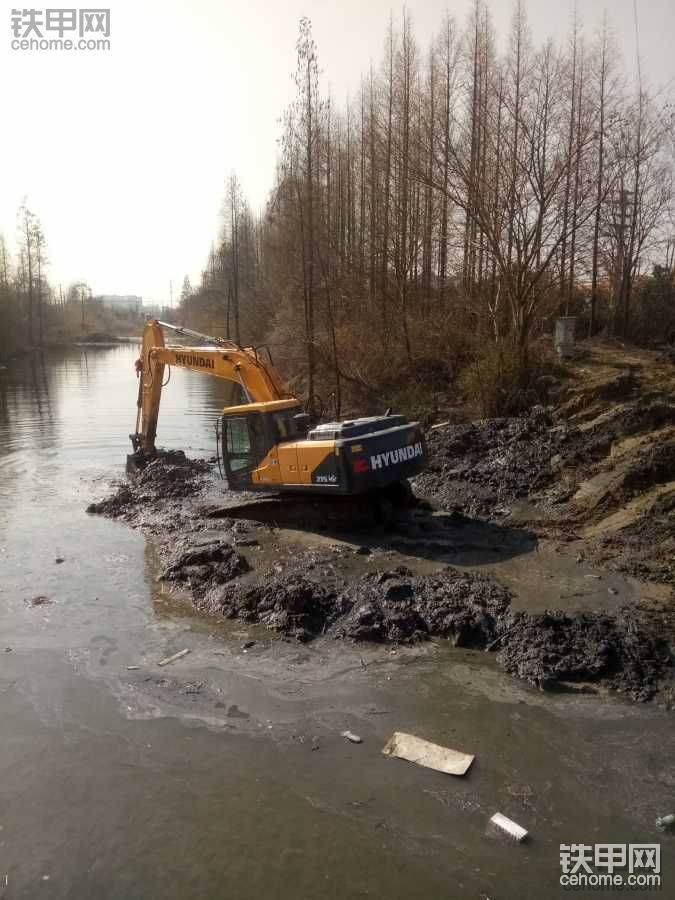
xmin=133 ymin=319 xmax=294 ymax=454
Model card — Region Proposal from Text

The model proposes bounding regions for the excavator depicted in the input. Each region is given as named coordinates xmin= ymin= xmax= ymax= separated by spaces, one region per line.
xmin=129 ymin=320 xmax=427 ymax=515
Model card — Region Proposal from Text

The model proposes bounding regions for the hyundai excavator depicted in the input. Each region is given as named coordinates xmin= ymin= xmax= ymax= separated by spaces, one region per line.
xmin=129 ymin=320 xmax=426 ymax=512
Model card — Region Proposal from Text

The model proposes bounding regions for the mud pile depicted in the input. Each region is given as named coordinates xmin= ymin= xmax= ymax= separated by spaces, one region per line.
xmin=618 ymin=492 xmax=675 ymax=547
xmin=200 ymin=574 xmax=345 ymax=642
xmin=558 ymin=398 xmax=675 ymax=470
xmin=620 ymin=440 xmax=675 ymax=497
xmin=182 ymin=547 xmax=670 ymax=700
xmin=417 ymin=399 xmax=675 ymax=519
xmin=194 ymin=561 xmax=513 ymax=646
xmin=335 ymin=566 xmax=511 ymax=645
xmin=160 ymin=538 xmax=250 ymax=594
xmin=417 ymin=375 xmax=675 ymax=585
xmin=496 ymin=609 xmax=670 ymax=701
xmin=87 ymin=453 xmax=210 ymax=520
xmin=415 ymin=410 xmax=563 ymax=517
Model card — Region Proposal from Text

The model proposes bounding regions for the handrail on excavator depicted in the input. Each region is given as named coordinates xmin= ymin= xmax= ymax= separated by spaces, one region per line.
xmin=155 ymin=320 xmax=241 ymax=350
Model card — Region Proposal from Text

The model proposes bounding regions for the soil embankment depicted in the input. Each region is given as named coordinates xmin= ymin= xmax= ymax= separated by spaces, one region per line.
xmin=88 ymin=343 xmax=675 ymax=705
xmin=418 ymin=345 xmax=675 ymax=586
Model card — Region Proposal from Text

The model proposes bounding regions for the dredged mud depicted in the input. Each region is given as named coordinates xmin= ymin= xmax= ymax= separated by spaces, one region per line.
xmin=87 ymin=451 xmax=211 ymax=520
xmin=84 ymin=344 xmax=675 ymax=703
xmin=495 ymin=609 xmax=669 ymax=702
xmin=87 ymin=388 xmax=674 ymax=703
xmin=415 ymin=409 xmax=560 ymax=518
xmin=415 ymin=349 xmax=675 ymax=592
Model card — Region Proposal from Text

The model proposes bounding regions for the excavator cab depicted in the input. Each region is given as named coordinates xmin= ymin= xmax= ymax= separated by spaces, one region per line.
xmin=219 ymin=399 xmax=305 ymax=491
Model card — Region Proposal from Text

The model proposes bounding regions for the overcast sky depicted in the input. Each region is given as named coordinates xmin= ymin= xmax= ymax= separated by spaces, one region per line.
xmin=1 ymin=0 xmax=672 ymax=305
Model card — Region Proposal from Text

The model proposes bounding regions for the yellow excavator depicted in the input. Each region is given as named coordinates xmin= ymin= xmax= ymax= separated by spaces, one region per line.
xmin=130 ymin=320 xmax=426 ymax=505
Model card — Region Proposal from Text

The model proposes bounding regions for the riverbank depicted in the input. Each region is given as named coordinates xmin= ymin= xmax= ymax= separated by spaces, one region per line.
xmin=87 ymin=342 xmax=675 ymax=706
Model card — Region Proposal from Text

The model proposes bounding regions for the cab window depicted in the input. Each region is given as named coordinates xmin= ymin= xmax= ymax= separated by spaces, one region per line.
xmin=274 ymin=414 xmax=288 ymax=440
xmin=225 ymin=417 xmax=253 ymax=472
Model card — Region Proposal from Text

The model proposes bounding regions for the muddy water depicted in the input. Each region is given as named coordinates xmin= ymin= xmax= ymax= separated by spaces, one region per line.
xmin=0 ymin=346 xmax=673 ymax=899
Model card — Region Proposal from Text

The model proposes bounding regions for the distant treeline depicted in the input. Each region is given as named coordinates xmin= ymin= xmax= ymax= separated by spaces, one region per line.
xmin=0 ymin=206 xmax=143 ymax=359
xmin=181 ymin=3 xmax=674 ymax=417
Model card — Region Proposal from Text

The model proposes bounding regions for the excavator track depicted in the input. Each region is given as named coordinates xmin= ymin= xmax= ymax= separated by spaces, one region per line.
xmin=200 ymin=482 xmax=415 ymax=531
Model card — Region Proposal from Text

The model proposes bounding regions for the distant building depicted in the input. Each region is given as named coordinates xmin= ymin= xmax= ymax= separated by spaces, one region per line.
xmin=96 ymin=294 xmax=143 ymax=314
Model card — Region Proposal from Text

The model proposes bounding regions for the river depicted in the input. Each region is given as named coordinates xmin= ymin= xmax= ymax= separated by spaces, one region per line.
xmin=0 ymin=345 xmax=672 ymax=899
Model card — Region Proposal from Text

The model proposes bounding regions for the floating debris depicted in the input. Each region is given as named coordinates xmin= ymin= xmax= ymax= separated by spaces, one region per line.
xmin=158 ymin=648 xmax=190 ymax=667
xmin=382 ymin=732 xmax=474 ymax=776
xmin=656 ymin=813 xmax=675 ymax=831
xmin=488 ymin=812 xmax=528 ymax=842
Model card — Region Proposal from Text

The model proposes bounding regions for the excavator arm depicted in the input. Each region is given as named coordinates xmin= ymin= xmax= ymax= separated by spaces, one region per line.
xmin=132 ymin=319 xmax=295 ymax=454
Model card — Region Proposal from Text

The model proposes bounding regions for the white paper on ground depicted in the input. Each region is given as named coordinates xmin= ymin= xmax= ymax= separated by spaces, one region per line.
xmin=381 ymin=731 xmax=474 ymax=776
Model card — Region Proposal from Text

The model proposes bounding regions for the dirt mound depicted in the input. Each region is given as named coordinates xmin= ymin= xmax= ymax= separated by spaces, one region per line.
xmin=194 ymin=562 xmax=513 ymax=646
xmin=558 ymin=399 xmax=675 ymax=470
xmin=416 ymin=409 xmax=560 ymax=516
xmin=592 ymin=487 xmax=675 ymax=587
xmin=87 ymin=454 xmax=211 ymax=518
xmin=335 ymin=566 xmax=511 ymax=645
xmin=196 ymin=561 xmax=670 ymax=700
xmin=135 ymin=454 xmax=211 ymax=498
xmin=200 ymin=574 xmax=345 ymax=642
xmin=87 ymin=484 xmax=136 ymax=518
xmin=497 ymin=609 xmax=671 ymax=702
xmin=416 ymin=367 xmax=675 ymax=594
xmin=200 ymin=565 xmax=512 ymax=646
xmin=621 ymin=491 xmax=675 ymax=543
xmin=160 ymin=539 xmax=250 ymax=596
xmin=556 ymin=363 xmax=640 ymax=419
xmin=621 ymin=441 xmax=675 ymax=495
xmin=418 ymin=399 xmax=675 ymax=519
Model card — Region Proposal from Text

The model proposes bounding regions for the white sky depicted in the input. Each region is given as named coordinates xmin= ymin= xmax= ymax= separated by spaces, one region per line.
xmin=1 ymin=0 xmax=672 ymax=306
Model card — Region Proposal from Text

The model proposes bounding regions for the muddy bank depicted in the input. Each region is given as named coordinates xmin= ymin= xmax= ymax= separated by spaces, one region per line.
xmin=495 ymin=609 xmax=669 ymax=702
xmin=415 ymin=347 xmax=675 ymax=593
xmin=87 ymin=446 xmax=673 ymax=703
xmin=87 ymin=452 xmax=211 ymax=519
xmin=166 ymin=538 xmax=671 ymax=701
xmin=415 ymin=409 xmax=560 ymax=518
xmin=198 ymin=563 xmax=510 ymax=647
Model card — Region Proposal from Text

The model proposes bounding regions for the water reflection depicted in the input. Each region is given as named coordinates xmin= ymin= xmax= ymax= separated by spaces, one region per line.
xmin=0 ymin=343 xmax=240 ymax=514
